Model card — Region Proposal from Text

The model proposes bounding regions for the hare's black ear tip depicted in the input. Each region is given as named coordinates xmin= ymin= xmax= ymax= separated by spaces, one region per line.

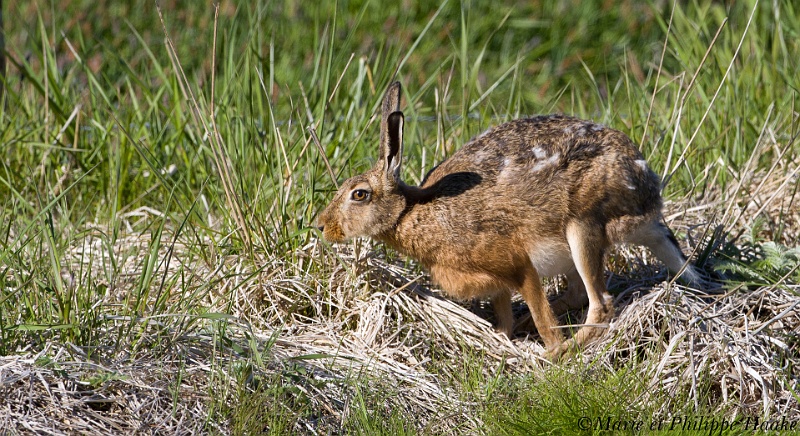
xmin=387 ymin=111 xmax=404 ymax=128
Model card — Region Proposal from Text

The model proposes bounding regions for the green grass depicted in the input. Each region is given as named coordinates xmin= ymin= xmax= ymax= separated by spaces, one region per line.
xmin=1 ymin=0 xmax=798 ymax=433
xmin=480 ymin=359 xmax=737 ymax=435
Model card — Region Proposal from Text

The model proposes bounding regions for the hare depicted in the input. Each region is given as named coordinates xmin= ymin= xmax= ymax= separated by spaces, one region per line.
xmin=317 ymin=81 xmax=703 ymax=359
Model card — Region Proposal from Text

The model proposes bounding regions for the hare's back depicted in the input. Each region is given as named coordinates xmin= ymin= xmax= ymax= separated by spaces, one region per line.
xmin=399 ymin=115 xmax=663 ymax=275
xmin=422 ymin=115 xmax=662 ymax=219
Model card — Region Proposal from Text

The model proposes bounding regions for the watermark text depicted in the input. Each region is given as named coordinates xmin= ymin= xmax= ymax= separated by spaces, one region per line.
xmin=577 ymin=415 xmax=798 ymax=434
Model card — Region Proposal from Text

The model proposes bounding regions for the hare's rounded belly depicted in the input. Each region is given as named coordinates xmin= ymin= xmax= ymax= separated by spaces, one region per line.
xmin=426 ymin=238 xmax=573 ymax=300
xmin=527 ymin=239 xmax=575 ymax=277
xmin=429 ymin=264 xmax=512 ymax=299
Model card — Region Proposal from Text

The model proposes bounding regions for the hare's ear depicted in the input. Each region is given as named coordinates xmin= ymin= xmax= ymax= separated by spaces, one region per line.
xmin=381 ymin=82 xmax=402 ymax=118
xmin=379 ymin=111 xmax=404 ymax=183
xmin=379 ymin=82 xmax=401 ymax=152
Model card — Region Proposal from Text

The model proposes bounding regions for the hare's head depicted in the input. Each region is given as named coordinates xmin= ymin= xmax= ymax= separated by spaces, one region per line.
xmin=317 ymin=82 xmax=407 ymax=243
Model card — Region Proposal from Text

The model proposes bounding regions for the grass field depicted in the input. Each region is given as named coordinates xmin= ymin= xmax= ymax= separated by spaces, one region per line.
xmin=1 ymin=0 xmax=798 ymax=434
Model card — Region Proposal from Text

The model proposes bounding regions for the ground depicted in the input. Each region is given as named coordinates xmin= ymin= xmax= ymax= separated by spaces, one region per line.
xmin=1 ymin=0 xmax=799 ymax=434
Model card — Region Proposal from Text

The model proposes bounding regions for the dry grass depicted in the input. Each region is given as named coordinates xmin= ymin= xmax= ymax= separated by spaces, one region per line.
xmin=3 ymin=1 xmax=798 ymax=433
xmin=1 ymin=166 xmax=798 ymax=434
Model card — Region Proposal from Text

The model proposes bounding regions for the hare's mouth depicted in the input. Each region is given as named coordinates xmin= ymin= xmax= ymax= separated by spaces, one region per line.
xmin=319 ymin=224 xmax=346 ymax=243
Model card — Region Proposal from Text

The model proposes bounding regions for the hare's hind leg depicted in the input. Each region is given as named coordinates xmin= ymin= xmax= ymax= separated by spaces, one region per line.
xmin=549 ymin=221 xmax=614 ymax=359
xmin=627 ymin=221 xmax=703 ymax=287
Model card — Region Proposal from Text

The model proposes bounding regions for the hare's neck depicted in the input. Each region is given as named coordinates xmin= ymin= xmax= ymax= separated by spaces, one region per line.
xmin=376 ymin=184 xmax=434 ymax=262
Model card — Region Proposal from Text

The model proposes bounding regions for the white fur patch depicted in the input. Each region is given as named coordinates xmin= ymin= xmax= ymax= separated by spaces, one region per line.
xmin=634 ymin=159 xmax=648 ymax=171
xmin=471 ymin=148 xmax=494 ymax=164
xmin=532 ymin=147 xmax=548 ymax=159
xmin=529 ymin=240 xmax=574 ymax=277
xmin=531 ymin=153 xmax=560 ymax=172
xmin=565 ymin=122 xmax=604 ymax=137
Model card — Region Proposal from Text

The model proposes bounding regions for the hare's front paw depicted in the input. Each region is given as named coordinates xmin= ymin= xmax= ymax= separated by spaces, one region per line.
xmin=494 ymin=324 xmax=515 ymax=340
xmin=544 ymin=338 xmax=577 ymax=362
xmin=543 ymin=320 xmax=612 ymax=362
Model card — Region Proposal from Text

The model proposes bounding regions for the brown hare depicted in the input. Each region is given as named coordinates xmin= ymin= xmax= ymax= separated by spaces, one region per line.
xmin=317 ymin=81 xmax=703 ymax=360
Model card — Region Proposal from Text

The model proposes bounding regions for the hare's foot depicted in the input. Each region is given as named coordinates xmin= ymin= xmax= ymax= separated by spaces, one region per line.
xmin=544 ymin=297 xmax=614 ymax=361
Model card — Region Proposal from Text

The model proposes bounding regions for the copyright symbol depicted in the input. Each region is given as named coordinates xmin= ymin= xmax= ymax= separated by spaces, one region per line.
xmin=578 ymin=417 xmax=591 ymax=430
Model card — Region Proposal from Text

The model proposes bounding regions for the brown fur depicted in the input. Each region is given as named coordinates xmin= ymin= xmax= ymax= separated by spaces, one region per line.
xmin=318 ymin=82 xmax=703 ymax=360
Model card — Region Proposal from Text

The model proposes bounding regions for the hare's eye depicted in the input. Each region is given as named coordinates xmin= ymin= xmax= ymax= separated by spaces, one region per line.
xmin=351 ymin=189 xmax=369 ymax=201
